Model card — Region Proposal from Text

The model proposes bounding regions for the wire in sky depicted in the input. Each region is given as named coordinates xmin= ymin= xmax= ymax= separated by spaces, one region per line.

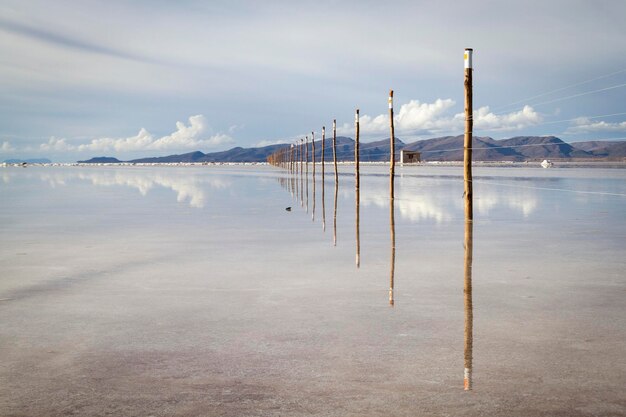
xmin=490 ymin=68 xmax=626 ymax=113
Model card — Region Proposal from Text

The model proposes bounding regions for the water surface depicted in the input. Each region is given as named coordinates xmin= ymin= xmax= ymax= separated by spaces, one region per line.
xmin=1 ymin=164 xmax=625 ymax=416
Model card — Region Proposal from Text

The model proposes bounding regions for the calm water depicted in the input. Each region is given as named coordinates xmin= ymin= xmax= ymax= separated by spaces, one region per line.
xmin=1 ymin=164 xmax=625 ymax=416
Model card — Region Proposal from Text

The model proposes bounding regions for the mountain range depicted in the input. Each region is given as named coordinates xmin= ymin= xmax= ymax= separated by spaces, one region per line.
xmin=77 ymin=136 xmax=626 ymax=164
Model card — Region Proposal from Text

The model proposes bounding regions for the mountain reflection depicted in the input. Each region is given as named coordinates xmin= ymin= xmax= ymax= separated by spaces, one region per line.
xmin=36 ymin=169 xmax=231 ymax=208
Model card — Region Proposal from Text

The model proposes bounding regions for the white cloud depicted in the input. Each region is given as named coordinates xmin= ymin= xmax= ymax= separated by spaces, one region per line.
xmin=338 ymin=100 xmax=542 ymax=137
xmin=71 ymin=115 xmax=234 ymax=153
xmin=566 ymin=117 xmax=626 ymax=133
xmin=1 ymin=141 xmax=15 ymax=152
xmin=255 ymin=139 xmax=291 ymax=147
xmin=474 ymin=105 xmax=542 ymax=131
xmin=40 ymin=137 xmax=73 ymax=152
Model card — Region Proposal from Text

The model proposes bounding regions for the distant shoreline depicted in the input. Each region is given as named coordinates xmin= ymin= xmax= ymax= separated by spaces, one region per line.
xmin=3 ymin=161 xmax=626 ymax=169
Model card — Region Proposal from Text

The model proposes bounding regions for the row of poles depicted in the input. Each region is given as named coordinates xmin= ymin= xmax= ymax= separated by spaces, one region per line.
xmin=269 ymin=48 xmax=475 ymax=390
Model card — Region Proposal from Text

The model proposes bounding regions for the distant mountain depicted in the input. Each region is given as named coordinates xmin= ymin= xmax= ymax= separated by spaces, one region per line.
xmin=130 ymin=151 xmax=205 ymax=163
xmin=401 ymin=135 xmax=593 ymax=161
xmin=4 ymin=158 xmax=51 ymax=164
xmin=570 ymin=141 xmax=626 ymax=158
xmin=77 ymin=156 xmax=122 ymax=163
xmin=76 ymin=136 xmax=625 ymax=164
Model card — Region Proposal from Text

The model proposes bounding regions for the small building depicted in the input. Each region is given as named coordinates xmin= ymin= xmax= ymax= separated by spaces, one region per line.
xmin=400 ymin=150 xmax=421 ymax=164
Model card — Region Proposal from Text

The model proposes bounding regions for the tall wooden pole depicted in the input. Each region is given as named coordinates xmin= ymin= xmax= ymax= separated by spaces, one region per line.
xmin=333 ymin=120 xmax=338 ymax=183
xmin=300 ymin=138 xmax=304 ymax=207
xmin=312 ymin=131 xmax=316 ymax=179
xmin=355 ymin=108 xmax=360 ymax=268
xmin=389 ymin=89 xmax=395 ymax=200
xmin=389 ymin=90 xmax=396 ymax=305
xmin=463 ymin=47 xmax=474 ymax=390
xmin=305 ymin=136 xmax=309 ymax=170
xmin=464 ymin=48 xmax=474 ymax=221
xmin=321 ymin=127 xmax=326 ymax=171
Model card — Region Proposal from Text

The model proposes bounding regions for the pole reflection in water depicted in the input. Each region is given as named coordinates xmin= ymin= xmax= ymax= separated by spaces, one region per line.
xmin=321 ymin=127 xmax=326 ymax=232
xmin=300 ymin=139 xmax=304 ymax=208
xmin=333 ymin=173 xmax=338 ymax=246
xmin=312 ymin=158 xmax=316 ymax=222
xmin=464 ymin=219 xmax=474 ymax=391
xmin=332 ymin=119 xmax=338 ymax=246
xmin=354 ymin=109 xmax=360 ymax=268
xmin=305 ymin=136 xmax=309 ymax=214
xmin=389 ymin=192 xmax=395 ymax=306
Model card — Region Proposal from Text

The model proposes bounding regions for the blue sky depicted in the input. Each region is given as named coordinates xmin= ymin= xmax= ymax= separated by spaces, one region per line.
xmin=1 ymin=0 xmax=625 ymax=162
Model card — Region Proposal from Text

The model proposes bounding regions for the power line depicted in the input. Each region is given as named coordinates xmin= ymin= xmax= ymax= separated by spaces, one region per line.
xmin=490 ymin=68 xmax=626 ymax=113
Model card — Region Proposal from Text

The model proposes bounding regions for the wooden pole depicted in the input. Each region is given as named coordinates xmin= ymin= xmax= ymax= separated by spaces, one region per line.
xmin=321 ymin=127 xmax=326 ymax=173
xmin=389 ymin=91 xmax=396 ymax=305
xmin=355 ymin=108 xmax=360 ymax=268
xmin=305 ymin=136 xmax=309 ymax=171
xmin=312 ymin=133 xmax=316 ymax=222
xmin=464 ymin=48 xmax=474 ymax=221
xmin=463 ymin=219 xmax=474 ymax=390
xmin=333 ymin=119 xmax=338 ymax=185
xmin=312 ymin=131 xmax=316 ymax=175
xmin=300 ymin=138 xmax=304 ymax=207
xmin=389 ymin=89 xmax=395 ymax=200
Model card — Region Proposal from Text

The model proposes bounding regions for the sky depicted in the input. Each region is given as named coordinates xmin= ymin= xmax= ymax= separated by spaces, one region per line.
xmin=0 ymin=0 xmax=625 ymax=162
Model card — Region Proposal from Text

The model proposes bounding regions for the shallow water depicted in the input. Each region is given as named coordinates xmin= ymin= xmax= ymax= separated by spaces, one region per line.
xmin=1 ymin=164 xmax=625 ymax=416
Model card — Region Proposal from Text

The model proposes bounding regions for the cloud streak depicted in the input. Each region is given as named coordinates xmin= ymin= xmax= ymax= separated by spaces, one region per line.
xmin=566 ymin=117 xmax=626 ymax=134
xmin=1 ymin=141 xmax=15 ymax=152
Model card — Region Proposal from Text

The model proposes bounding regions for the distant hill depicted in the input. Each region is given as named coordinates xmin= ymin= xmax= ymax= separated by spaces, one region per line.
xmin=4 ymin=158 xmax=52 ymax=164
xmin=77 ymin=156 xmax=122 ymax=163
xmin=76 ymin=136 xmax=626 ymax=163
xmin=402 ymin=135 xmax=592 ymax=161
xmin=570 ymin=141 xmax=626 ymax=159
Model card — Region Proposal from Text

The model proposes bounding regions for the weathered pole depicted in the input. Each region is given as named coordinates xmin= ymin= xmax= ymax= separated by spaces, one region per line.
xmin=389 ymin=90 xmax=396 ymax=305
xmin=332 ymin=119 xmax=338 ymax=185
xmin=463 ymin=47 xmax=474 ymax=391
xmin=389 ymin=89 xmax=395 ymax=201
xmin=464 ymin=48 xmax=473 ymax=221
xmin=321 ymin=126 xmax=326 ymax=174
xmin=305 ymin=136 xmax=309 ymax=171
xmin=355 ymin=108 xmax=360 ymax=268
xmin=312 ymin=131 xmax=316 ymax=175
xmin=300 ymin=138 xmax=304 ymax=207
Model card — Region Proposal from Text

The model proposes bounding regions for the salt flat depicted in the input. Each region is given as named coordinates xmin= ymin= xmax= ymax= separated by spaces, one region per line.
xmin=1 ymin=164 xmax=625 ymax=416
